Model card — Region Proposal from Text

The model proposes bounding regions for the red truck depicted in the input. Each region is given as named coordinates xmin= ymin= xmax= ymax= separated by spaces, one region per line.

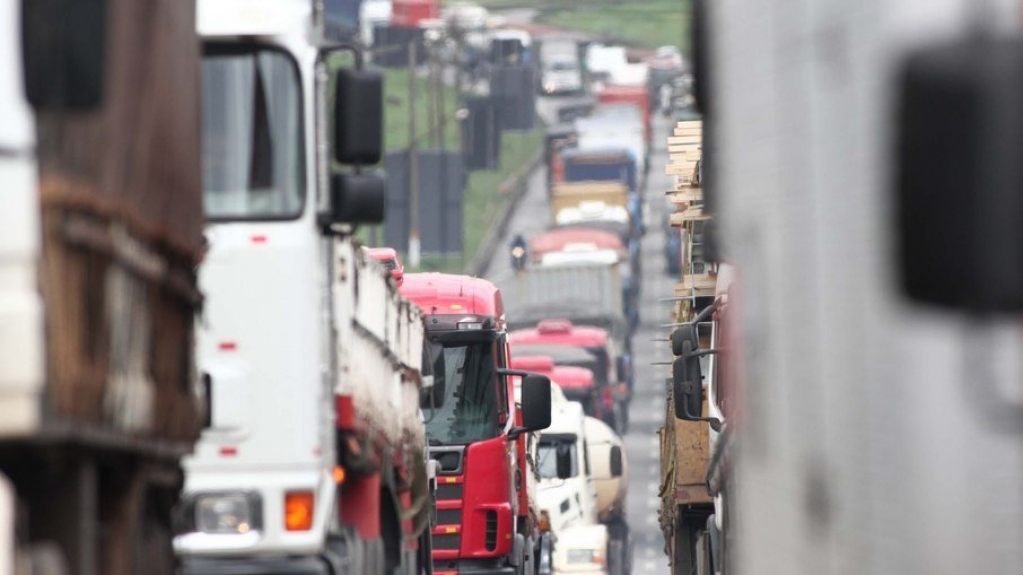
xmin=509 ymin=356 xmax=601 ymax=420
xmin=400 ymin=273 xmax=553 ymax=575
xmin=509 ymin=319 xmax=629 ymax=432
xmin=595 ymin=85 xmax=652 ymax=145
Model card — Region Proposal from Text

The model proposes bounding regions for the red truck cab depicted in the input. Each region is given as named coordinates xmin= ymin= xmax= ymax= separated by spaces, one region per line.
xmin=509 ymin=319 xmax=627 ymax=432
xmin=510 ymin=356 xmax=600 ymax=418
xmin=400 ymin=273 xmax=552 ymax=575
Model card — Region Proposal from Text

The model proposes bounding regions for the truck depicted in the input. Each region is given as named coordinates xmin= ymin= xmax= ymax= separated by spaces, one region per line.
xmin=549 ymin=182 xmax=630 ymax=226
xmin=662 ymin=1 xmax=1023 ymax=572
xmin=509 ymin=356 xmax=610 ymax=436
xmin=537 ymin=38 xmax=583 ymax=96
xmin=533 ymin=383 xmax=630 ymax=575
xmin=513 ymin=257 xmax=635 ymax=337
xmin=509 ymin=319 xmax=630 ymax=434
xmin=528 ymin=229 xmax=626 ymax=266
xmin=400 ymin=273 xmax=554 ymax=575
xmin=575 ymin=104 xmax=649 ymax=181
xmin=0 ymin=0 xmax=204 ymax=572
xmin=172 ymin=2 xmax=436 ymax=575
xmin=657 ymin=118 xmax=718 ymax=575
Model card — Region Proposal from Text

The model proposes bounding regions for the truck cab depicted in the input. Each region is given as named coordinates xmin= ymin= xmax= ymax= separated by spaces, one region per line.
xmin=400 ymin=273 xmax=553 ymax=575
xmin=173 ymin=2 xmax=406 ymax=574
xmin=534 ymin=384 xmax=629 ymax=575
xmin=509 ymin=321 xmax=630 ymax=433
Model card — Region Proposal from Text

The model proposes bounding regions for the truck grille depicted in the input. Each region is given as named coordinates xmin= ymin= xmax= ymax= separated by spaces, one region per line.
xmin=485 ymin=510 xmax=498 ymax=551
xmin=437 ymin=508 xmax=462 ymax=526
xmin=433 ymin=534 xmax=461 ymax=551
xmin=436 ymin=482 xmax=464 ymax=500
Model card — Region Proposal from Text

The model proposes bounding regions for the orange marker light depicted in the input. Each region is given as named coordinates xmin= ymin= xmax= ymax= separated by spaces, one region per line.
xmin=333 ymin=466 xmax=347 ymax=485
xmin=284 ymin=491 xmax=314 ymax=531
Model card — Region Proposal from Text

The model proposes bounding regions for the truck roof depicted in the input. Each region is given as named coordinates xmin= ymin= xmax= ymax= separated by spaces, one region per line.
xmin=530 ymin=228 xmax=624 ymax=259
xmin=400 ymin=272 xmax=505 ymax=320
xmin=509 ymin=356 xmax=594 ymax=390
xmin=509 ymin=319 xmax=609 ymax=348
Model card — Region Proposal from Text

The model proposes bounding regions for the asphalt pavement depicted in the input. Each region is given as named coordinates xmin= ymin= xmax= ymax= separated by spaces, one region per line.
xmin=486 ymin=100 xmax=678 ymax=575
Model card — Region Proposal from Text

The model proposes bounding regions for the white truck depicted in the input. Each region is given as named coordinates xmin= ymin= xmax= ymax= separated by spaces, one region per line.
xmin=172 ymin=2 xmax=433 ymax=575
xmin=538 ymin=38 xmax=583 ymax=96
xmin=1 ymin=1 xmax=204 ymax=573
xmin=537 ymin=386 xmax=629 ymax=575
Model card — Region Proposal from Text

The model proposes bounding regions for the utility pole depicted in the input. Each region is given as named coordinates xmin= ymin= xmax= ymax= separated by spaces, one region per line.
xmin=408 ymin=40 xmax=421 ymax=268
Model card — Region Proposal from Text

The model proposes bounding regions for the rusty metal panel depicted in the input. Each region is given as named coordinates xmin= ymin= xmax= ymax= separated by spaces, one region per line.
xmin=33 ymin=0 xmax=203 ymax=444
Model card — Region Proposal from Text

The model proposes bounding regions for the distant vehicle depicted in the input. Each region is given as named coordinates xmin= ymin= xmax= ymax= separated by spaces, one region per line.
xmin=538 ymin=38 xmax=583 ymax=96
xmin=363 ymin=246 xmax=405 ymax=286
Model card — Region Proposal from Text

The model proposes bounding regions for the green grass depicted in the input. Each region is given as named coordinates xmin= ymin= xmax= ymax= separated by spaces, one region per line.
xmin=382 ymin=68 xmax=461 ymax=152
xmin=539 ymin=0 xmax=689 ymax=50
xmin=359 ymin=66 xmax=543 ymax=273
xmin=440 ymin=0 xmax=691 ymax=51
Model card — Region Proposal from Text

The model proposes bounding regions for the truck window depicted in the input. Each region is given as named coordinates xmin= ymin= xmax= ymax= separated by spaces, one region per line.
xmin=537 ymin=437 xmax=579 ymax=479
xmin=426 ymin=342 xmax=500 ymax=444
xmin=201 ymin=45 xmax=304 ymax=220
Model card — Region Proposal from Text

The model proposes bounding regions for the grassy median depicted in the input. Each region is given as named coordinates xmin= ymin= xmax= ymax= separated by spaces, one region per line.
xmin=363 ymin=67 xmax=543 ymax=273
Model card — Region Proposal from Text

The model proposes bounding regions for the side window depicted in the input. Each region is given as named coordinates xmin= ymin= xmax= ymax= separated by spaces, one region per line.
xmin=496 ymin=337 xmax=509 ymax=418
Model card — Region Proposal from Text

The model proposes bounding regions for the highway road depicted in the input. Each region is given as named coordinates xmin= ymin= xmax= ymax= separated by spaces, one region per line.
xmin=485 ymin=98 xmax=678 ymax=575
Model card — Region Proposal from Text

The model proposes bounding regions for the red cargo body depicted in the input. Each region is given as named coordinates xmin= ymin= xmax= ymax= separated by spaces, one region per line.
xmin=391 ymin=0 xmax=439 ymax=27
xmin=529 ymin=228 xmax=625 ymax=262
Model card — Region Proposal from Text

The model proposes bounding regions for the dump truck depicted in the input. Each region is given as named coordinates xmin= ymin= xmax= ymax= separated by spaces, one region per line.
xmin=0 ymin=0 xmax=204 ymax=573
xmin=172 ymin=2 xmax=435 ymax=574
xmin=549 ymin=182 xmax=630 ymax=226
xmin=401 ymin=273 xmax=554 ymax=575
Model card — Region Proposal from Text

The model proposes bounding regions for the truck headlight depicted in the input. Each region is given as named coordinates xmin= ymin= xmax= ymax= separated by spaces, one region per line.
xmin=566 ymin=548 xmax=604 ymax=565
xmin=195 ymin=493 xmax=260 ymax=534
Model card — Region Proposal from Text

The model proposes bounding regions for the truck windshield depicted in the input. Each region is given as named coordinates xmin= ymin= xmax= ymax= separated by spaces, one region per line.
xmin=425 ymin=342 xmax=501 ymax=445
xmin=201 ymin=46 xmax=304 ymax=220
xmin=537 ymin=437 xmax=578 ymax=479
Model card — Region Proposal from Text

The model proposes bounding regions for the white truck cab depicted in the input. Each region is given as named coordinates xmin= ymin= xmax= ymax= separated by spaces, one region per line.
xmin=536 ymin=386 xmax=628 ymax=575
xmin=174 ymin=1 xmax=393 ymax=574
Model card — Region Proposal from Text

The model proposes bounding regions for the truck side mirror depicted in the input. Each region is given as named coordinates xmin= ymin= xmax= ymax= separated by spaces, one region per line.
xmin=420 ymin=340 xmax=446 ymax=409
xmin=555 ymin=443 xmax=573 ymax=479
xmin=329 ymin=173 xmax=385 ymax=225
xmin=672 ymin=341 xmax=703 ymax=421
xmin=22 ymin=0 xmax=107 ymax=110
xmin=896 ymin=37 xmax=1023 ymax=311
xmin=334 ymin=68 xmax=383 ymax=165
xmin=608 ymin=445 xmax=623 ymax=478
xmin=670 ymin=324 xmax=697 ymax=357
xmin=520 ymin=374 xmax=552 ymax=432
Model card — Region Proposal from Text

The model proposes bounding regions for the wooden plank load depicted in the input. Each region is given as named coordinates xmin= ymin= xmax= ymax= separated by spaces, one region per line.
xmin=659 ymin=120 xmax=716 ymax=563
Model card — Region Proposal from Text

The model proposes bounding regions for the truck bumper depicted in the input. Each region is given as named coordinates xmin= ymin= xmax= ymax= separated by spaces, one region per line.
xmin=179 ymin=556 xmax=329 ymax=575
xmin=433 ymin=558 xmax=516 ymax=575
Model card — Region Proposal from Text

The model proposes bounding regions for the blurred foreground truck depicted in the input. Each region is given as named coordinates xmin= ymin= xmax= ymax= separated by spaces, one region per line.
xmin=666 ymin=0 xmax=1023 ymax=573
xmin=0 ymin=0 xmax=204 ymax=573
xmin=172 ymin=2 xmax=435 ymax=574
xmin=401 ymin=274 xmax=553 ymax=575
